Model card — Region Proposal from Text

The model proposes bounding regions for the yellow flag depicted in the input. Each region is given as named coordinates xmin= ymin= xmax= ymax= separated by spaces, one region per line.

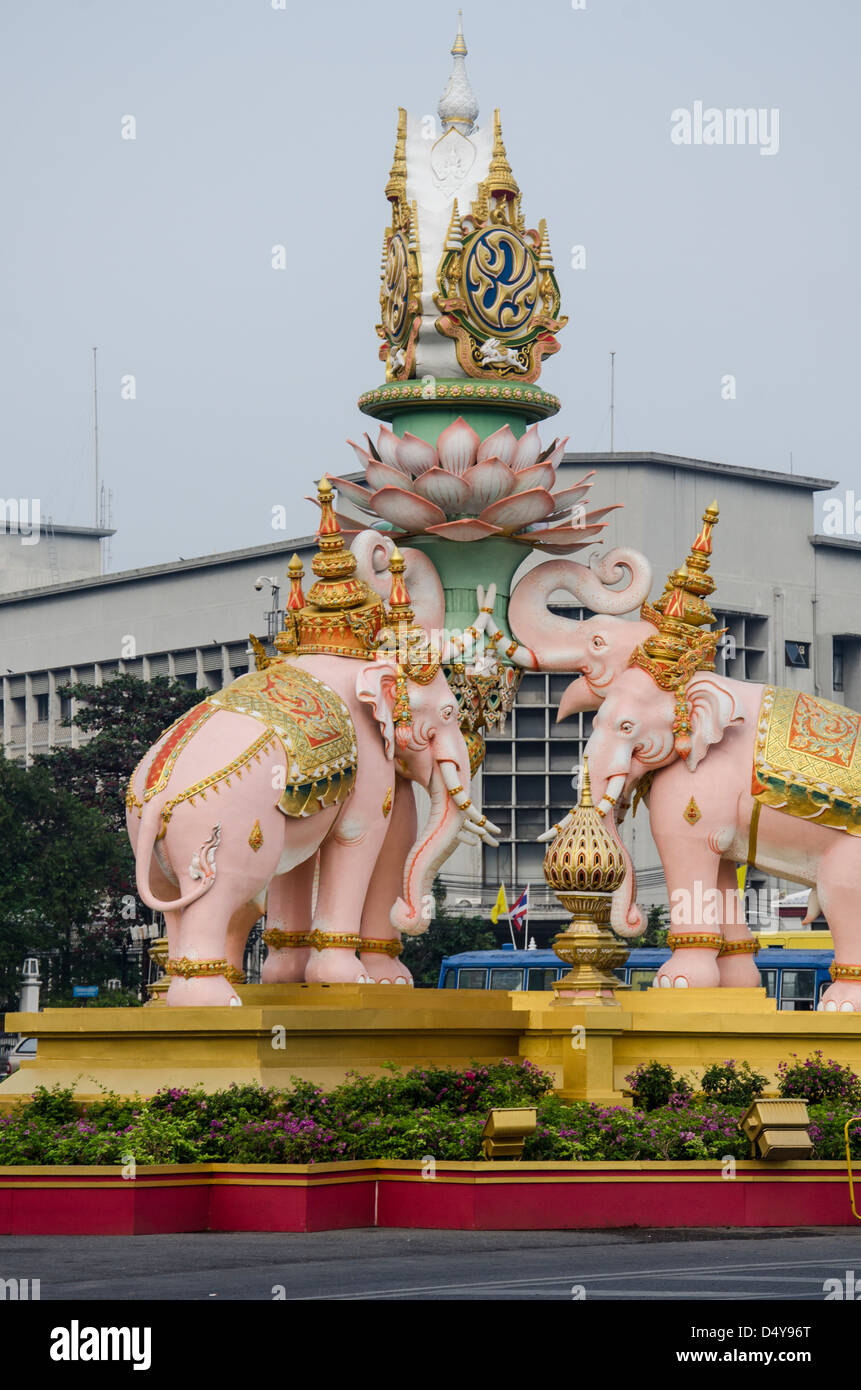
xmin=737 ymin=865 xmax=747 ymax=895
xmin=490 ymin=883 xmax=508 ymax=924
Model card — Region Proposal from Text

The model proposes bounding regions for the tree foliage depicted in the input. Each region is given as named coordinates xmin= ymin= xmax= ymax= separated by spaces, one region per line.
xmin=641 ymin=903 xmax=669 ymax=947
xmin=0 ymin=675 xmax=209 ymax=1007
xmin=0 ymin=755 xmax=126 ymax=1009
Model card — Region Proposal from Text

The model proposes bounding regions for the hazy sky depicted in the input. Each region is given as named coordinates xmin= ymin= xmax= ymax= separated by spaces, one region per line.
xmin=2 ymin=0 xmax=858 ymax=573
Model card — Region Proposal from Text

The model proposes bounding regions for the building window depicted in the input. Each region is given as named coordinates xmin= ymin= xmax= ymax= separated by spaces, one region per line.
xmin=833 ymin=638 xmax=844 ymax=693
xmin=713 ymin=612 xmax=768 ymax=681
xmin=35 ymin=694 xmax=49 ymax=722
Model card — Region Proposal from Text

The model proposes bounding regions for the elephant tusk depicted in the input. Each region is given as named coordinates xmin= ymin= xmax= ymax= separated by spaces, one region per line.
xmin=439 ymin=761 xmax=464 ymax=793
xmin=464 ymin=805 xmax=502 ymax=836
xmin=438 ymin=761 xmax=500 ymax=835
xmin=596 ymin=773 xmax=627 ymax=818
xmin=458 ymin=828 xmax=480 ymax=845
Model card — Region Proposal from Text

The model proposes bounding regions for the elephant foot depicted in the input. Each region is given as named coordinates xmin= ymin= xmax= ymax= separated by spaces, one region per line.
xmin=305 ymin=948 xmax=372 ymax=984
xmin=818 ymin=981 xmax=861 ymax=1013
xmin=165 ymin=974 xmax=242 ymax=1007
xmin=654 ymin=949 xmax=721 ymax=990
xmin=359 ymin=950 xmax=413 ymax=985
xmin=261 ymin=947 xmax=311 ymax=984
xmin=718 ymin=952 xmax=762 ymax=988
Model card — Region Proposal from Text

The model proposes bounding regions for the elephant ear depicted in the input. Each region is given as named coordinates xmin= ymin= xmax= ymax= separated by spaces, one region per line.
xmin=685 ymin=676 xmax=744 ymax=771
xmin=356 ymin=658 xmax=399 ymax=759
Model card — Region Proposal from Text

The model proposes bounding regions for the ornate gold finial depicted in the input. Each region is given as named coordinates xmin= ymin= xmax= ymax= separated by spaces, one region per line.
xmin=286 ymin=553 xmax=306 ymax=611
xmin=487 ymin=109 xmax=519 ymax=199
xmin=385 ymin=107 xmax=408 ymax=209
xmin=632 ymin=502 xmax=724 ymax=688
xmin=387 ymin=546 xmax=415 ymax=627
xmin=378 ymin=547 xmax=441 ymax=685
xmin=543 ymin=758 xmax=631 ymax=1004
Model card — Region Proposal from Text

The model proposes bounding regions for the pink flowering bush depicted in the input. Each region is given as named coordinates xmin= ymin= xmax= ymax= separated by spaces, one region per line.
xmin=1 ymin=1056 xmax=859 ymax=1164
xmin=776 ymin=1051 xmax=861 ymax=1106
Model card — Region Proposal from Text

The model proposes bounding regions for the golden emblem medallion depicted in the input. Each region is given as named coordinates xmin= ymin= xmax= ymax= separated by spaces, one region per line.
xmin=683 ymin=797 xmax=702 ymax=825
xmin=382 ymin=787 xmax=393 ymax=818
xmin=248 ymin=819 xmax=264 ymax=852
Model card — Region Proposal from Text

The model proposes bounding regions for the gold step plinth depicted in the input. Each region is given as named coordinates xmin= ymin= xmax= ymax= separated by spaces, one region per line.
xmin=2 ymin=986 xmax=861 ymax=1111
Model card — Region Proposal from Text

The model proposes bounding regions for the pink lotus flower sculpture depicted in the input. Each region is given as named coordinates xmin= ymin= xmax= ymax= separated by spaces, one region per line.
xmin=331 ymin=418 xmax=619 ymax=553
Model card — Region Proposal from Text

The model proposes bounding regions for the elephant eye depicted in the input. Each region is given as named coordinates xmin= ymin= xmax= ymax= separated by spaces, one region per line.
xmin=592 ymin=636 xmax=605 ymax=649
xmin=619 ymin=720 xmax=635 ymax=735
xmin=441 ymin=705 xmax=455 ymax=720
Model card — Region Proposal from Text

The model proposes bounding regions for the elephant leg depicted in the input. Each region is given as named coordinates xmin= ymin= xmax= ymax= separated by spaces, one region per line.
xmin=817 ymin=836 xmax=861 ymax=1012
xmin=261 ymin=859 xmax=315 ymax=984
xmin=716 ymin=860 xmax=761 ymax=988
xmin=226 ymin=898 xmax=265 ymax=983
xmin=653 ymin=840 xmax=722 ymax=990
xmin=359 ymin=777 xmax=416 ymax=985
xmin=167 ymin=884 xmax=258 ymax=1006
xmin=304 ymin=825 xmax=389 ymax=984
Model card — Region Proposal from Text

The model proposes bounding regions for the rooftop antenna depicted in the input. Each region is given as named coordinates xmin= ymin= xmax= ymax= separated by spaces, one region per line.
xmin=609 ymin=350 xmax=616 ymax=453
xmin=92 ymin=346 xmax=103 ymax=575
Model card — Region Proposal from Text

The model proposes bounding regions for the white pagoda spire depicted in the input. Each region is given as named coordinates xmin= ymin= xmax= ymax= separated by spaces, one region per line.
xmin=437 ymin=13 xmax=479 ymax=136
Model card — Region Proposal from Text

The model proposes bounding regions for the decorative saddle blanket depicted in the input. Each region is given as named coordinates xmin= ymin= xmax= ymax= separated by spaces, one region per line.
xmin=752 ymin=685 xmax=861 ymax=836
xmin=209 ymin=664 xmax=357 ymax=818
xmin=133 ymin=664 xmax=357 ymax=822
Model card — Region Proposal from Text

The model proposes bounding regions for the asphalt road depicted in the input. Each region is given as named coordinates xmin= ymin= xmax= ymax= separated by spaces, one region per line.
xmin=2 ymin=1227 xmax=860 ymax=1301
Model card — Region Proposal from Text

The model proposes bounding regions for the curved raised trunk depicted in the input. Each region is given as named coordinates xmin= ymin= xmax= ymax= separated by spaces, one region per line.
xmin=505 ymin=551 xmax=653 ymax=670
xmin=351 ymin=531 xmax=446 ymax=633
xmin=390 ymin=760 xmax=466 ymax=936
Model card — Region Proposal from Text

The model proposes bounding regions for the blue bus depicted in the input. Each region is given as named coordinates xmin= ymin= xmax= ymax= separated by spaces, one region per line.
xmin=437 ymin=946 xmax=835 ymax=1011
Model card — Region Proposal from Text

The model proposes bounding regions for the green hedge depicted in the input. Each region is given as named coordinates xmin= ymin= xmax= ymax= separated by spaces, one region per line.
xmin=1 ymin=1057 xmax=858 ymax=1165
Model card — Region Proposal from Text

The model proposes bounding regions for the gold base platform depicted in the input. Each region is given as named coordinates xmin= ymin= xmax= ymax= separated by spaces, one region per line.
xmin=3 ymin=986 xmax=861 ymax=1109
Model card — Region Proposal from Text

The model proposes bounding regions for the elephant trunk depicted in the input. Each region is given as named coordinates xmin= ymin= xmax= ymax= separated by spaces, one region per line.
xmin=586 ymin=788 xmax=646 ymax=938
xmin=605 ymin=810 xmax=646 ymax=938
xmin=390 ymin=760 xmax=466 ymax=936
xmin=351 ymin=531 xmax=445 ymax=633
xmin=504 ymin=550 xmax=653 ymax=671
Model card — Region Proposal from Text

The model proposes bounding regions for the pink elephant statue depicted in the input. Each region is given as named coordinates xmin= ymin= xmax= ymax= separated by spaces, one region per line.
xmin=127 ymin=652 xmax=497 ymax=1005
xmin=478 ymin=550 xmax=654 ymax=712
xmin=584 ymin=661 xmax=861 ymax=1011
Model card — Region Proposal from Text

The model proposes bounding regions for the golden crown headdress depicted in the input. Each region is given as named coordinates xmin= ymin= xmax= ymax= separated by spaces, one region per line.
xmin=275 ymin=477 xmax=386 ymax=659
xmin=628 ymin=502 xmax=725 ymax=759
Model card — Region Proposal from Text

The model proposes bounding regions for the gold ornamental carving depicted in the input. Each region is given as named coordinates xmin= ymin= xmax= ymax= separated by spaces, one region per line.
xmin=434 ymin=112 xmax=566 ymax=383
xmin=543 ymin=760 xmax=630 ymax=1004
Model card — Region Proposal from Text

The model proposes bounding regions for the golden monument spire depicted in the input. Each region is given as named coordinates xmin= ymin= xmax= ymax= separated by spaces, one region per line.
xmin=384 ymin=107 xmax=408 ymax=208
xmin=487 ymin=109 xmax=520 ymax=199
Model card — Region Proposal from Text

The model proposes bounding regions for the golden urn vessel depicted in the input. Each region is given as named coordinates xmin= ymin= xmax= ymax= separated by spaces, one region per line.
xmin=543 ymin=759 xmax=631 ymax=1004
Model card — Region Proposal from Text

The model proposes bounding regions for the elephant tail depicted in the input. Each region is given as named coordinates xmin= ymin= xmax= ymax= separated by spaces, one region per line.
xmin=134 ymin=800 xmax=223 ymax=913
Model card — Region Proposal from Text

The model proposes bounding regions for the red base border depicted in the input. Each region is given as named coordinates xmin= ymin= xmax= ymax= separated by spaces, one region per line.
xmin=0 ymin=1162 xmax=855 ymax=1234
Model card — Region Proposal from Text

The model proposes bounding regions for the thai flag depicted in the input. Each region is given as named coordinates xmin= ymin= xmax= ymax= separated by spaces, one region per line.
xmin=510 ymin=886 xmax=529 ymax=935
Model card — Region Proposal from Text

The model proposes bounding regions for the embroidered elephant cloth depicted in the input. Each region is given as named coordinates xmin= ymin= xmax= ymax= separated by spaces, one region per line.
xmin=752 ymin=685 xmax=861 ymax=835
xmin=208 ymin=664 xmax=358 ymax=817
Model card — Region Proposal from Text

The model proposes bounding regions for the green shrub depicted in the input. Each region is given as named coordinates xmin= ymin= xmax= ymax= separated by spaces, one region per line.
xmin=624 ymin=1061 xmax=693 ymax=1112
xmin=700 ymin=1059 xmax=767 ymax=1108
xmin=23 ymin=1085 xmax=79 ymax=1125
xmin=0 ymin=1058 xmax=858 ymax=1166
